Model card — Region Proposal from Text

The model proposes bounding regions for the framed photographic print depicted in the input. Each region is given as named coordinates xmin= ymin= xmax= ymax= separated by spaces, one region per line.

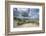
xmin=5 ymin=1 xmax=45 ymax=35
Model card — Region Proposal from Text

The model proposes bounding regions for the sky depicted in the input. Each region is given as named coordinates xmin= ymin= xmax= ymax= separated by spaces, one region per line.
xmin=13 ymin=8 xmax=39 ymax=19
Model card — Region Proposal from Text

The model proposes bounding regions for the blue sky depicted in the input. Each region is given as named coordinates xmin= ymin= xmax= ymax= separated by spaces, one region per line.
xmin=13 ymin=8 xmax=39 ymax=19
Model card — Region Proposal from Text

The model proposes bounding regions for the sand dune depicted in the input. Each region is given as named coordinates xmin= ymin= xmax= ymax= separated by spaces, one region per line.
xmin=16 ymin=23 xmax=39 ymax=28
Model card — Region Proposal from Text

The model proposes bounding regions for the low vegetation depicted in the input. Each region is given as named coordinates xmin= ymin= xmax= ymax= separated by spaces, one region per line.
xmin=14 ymin=17 xmax=39 ymax=25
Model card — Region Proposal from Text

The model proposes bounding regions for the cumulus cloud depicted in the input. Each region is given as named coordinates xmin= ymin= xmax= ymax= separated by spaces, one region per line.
xmin=13 ymin=8 xmax=39 ymax=19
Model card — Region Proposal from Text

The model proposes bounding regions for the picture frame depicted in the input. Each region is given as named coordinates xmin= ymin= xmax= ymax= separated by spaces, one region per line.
xmin=5 ymin=1 xmax=45 ymax=36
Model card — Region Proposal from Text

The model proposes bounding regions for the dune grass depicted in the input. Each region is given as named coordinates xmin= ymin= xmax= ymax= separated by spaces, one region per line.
xmin=14 ymin=17 xmax=39 ymax=25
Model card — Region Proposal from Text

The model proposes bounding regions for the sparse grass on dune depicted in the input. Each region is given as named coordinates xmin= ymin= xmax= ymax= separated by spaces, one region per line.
xmin=14 ymin=18 xmax=39 ymax=25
